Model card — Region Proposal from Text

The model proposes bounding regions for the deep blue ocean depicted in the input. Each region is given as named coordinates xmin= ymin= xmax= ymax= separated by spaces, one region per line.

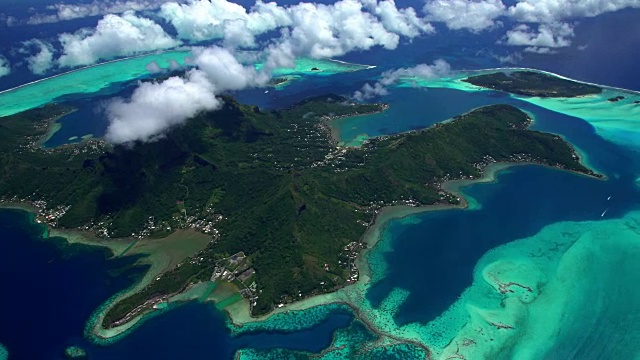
xmin=1 ymin=2 xmax=640 ymax=359
xmin=0 ymin=211 xmax=355 ymax=359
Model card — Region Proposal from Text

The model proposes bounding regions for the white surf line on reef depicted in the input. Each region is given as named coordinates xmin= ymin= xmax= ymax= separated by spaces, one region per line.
xmin=0 ymin=52 xmax=374 ymax=96
xmin=460 ymin=67 xmax=640 ymax=95
xmin=329 ymin=59 xmax=377 ymax=70
xmin=0 ymin=48 xmax=191 ymax=95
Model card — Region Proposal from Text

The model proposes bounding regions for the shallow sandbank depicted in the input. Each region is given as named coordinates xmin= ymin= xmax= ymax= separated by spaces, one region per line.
xmin=0 ymin=204 xmax=212 ymax=342
xmin=88 ymin=229 xmax=212 ymax=340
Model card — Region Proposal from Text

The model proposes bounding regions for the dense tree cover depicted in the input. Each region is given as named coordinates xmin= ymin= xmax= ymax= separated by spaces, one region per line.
xmin=0 ymin=97 xmax=592 ymax=326
xmin=463 ymin=71 xmax=602 ymax=97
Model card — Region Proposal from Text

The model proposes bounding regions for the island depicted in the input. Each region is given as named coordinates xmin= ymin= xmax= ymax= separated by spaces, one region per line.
xmin=463 ymin=70 xmax=603 ymax=97
xmin=0 ymin=95 xmax=596 ymax=332
xmin=64 ymin=346 xmax=88 ymax=359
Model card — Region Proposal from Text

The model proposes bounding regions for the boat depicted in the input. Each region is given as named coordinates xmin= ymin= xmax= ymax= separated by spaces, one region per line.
xmin=601 ymin=208 xmax=608 ymax=217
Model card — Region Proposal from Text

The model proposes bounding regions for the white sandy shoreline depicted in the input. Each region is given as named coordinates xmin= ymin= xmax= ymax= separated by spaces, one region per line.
xmin=459 ymin=66 xmax=640 ymax=95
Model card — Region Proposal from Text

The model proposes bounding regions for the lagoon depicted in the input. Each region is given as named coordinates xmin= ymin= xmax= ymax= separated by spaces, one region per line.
xmin=1 ymin=51 xmax=640 ymax=359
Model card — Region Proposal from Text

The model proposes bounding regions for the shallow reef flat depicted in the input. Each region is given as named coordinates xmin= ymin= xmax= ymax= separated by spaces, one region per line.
xmin=432 ymin=210 xmax=640 ymax=359
xmin=0 ymin=343 xmax=7 ymax=360
xmin=0 ymin=54 xmax=372 ymax=118
xmin=261 ymin=57 xmax=374 ymax=76
xmin=0 ymin=50 xmax=192 ymax=117
xmin=84 ymin=229 xmax=212 ymax=342
xmin=358 ymin=211 xmax=640 ymax=359
xmin=518 ymin=90 xmax=640 ymax=150
xmin=220 ymin=188 xmax=640 ymax=359
xmin=441 ymin=162 xmax=522 ymax=211
xmin=398 ymin=69 xmax=640 ymax=152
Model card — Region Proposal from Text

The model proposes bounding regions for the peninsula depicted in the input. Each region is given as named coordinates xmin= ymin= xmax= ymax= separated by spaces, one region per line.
xmin=0 ymin=95 xmax=596 ymax=332
xmin=463 ymin=70 xmax=603 ymax=97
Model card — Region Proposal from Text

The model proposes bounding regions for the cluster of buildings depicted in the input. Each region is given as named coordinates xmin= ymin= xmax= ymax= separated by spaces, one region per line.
xmin=20 ymin=131 xmax=107 ymax=156
xmin=339 ymin=241 xmax=366 ymax=284
xmin=0 ymin=195 xmax=70 ymax=227
xmin=210 ymin=252 xmax=259 ymax=308
xmin=35 ymin=204 xmax=70 ymax=227
xmin=310 ymin=146 xmax=350 ymax=169
xmin=181 ymin=212 xmax=224 ymax=236
xmin=472 ymin=155 xmax=498 ymax=174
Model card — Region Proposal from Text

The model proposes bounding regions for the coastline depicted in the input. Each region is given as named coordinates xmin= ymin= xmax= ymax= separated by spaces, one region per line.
xmin=219 ymin=153 xmax=601 ymax=332
xmin=2 ymin=99 xmax=601 ymax=342
xmin=0 ymin=162 xmax=598 ymax=341
xmin=326 ymin=104 xmax=390 ymax=145
xmin=0 ymin=65 xmax=610 ymax=342
xmin=221 ymin=161 xmax=532 ymax=328
xmin=0 ymin=202 xmax=132 ymax=256
xmin=0 ymin=49 xmax=190 ymax=96
xmin=328 ymin=59 xmax=377 ymax=70
xmin=86 ymin=228 xmax=212 ymax=341
xmin=0 ymin=204 xmax=212 ymax=342
xmin=37 ymin=108 xmax=77 ymax=148
xmin=459 ymin=67 xmax=640 ymax=95
xmin=86 ymin=107 xmax=602 ymax=337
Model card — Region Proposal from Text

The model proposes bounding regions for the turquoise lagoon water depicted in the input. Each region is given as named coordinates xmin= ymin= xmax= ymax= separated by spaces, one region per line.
xmin=218 ymin=163 xmax=640 ymax=360
xmin=0 ymin=209 xmax=357 ymax=359
xmin=0 ymin=51 xmax=192 ymax=118
xmin=0 ymin=52 xmax=372 ymax=119
xmin=0 ymin=51 xmax=374 ymax=147
xmin=228 ymin=75 xmax=640 ymax=357
xmin=1 ymin=50 xmax=640 ymax=358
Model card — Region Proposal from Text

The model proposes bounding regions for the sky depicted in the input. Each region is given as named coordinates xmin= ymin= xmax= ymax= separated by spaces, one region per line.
xmin=0 ymin=0 xmax=639 ymax=143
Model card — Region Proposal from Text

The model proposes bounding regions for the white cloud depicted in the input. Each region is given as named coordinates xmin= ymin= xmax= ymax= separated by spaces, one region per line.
xmin=57 ymin=11 xmax=180 ymax=67
xmin=423 ymin=0 xmax=506 ymax=32
xmin=0 ymin=14 xmax=19 ymax=27
xmin=26 ymin=0 xmax=177 ymax=25
xmin=503 ymin=22 xmax=574 ymax=48
xmin=353 ymin=82 xmax=388 ymax=100
xmin=508 ymin=0 xmax=640 ymax=23
xmin=106 ymin=52 xmax=450 ymax=144
xmin=20 ymin=39 xmax=55 ymax=75
xmin=0 ymin=56 xmax=10 ymax=77
xmin=367 ymin=0 xmax=434 ymax=37
xmin=493 ymin=52 xmax=523 ymax=64
xmin=102 ymin=0 xmax=439 ymax=144
xmin=354 ymin=59 xmax=451 ymax=100
xmin=168 ymin=59 xmax=182 ymax=70
xmin=160 ymin=0 xmax=290 ymax=46
xmin=160 ymin=0 xmax=432 ymax=52
xmin=104 ymin=46 xmax=270 ymax=144
xmin=423 ymin=0 xmax=640 ymax=32
xmin=290 ymin=0 xmax=400 ymax=57
xmin=12 ymin=0 xmax=434 ymax=71
xmin=261 ymin=0 xmax=425 ymax=65
xmin=523 ymin=46 xmax=556 ymax=54
xmin=192 ymin=46 xmax=270 ymax=90
xmin=105 ymin=69 xmax=221 ymax=143
xmin=145 ymin=61 xmax=163 ymax=73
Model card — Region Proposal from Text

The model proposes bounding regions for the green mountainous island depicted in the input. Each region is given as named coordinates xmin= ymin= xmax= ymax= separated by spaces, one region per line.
xmin=0 ymin=71 xmax=600 ymax=332
xmin=464 ymin=71 xmax=603 ymax=97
